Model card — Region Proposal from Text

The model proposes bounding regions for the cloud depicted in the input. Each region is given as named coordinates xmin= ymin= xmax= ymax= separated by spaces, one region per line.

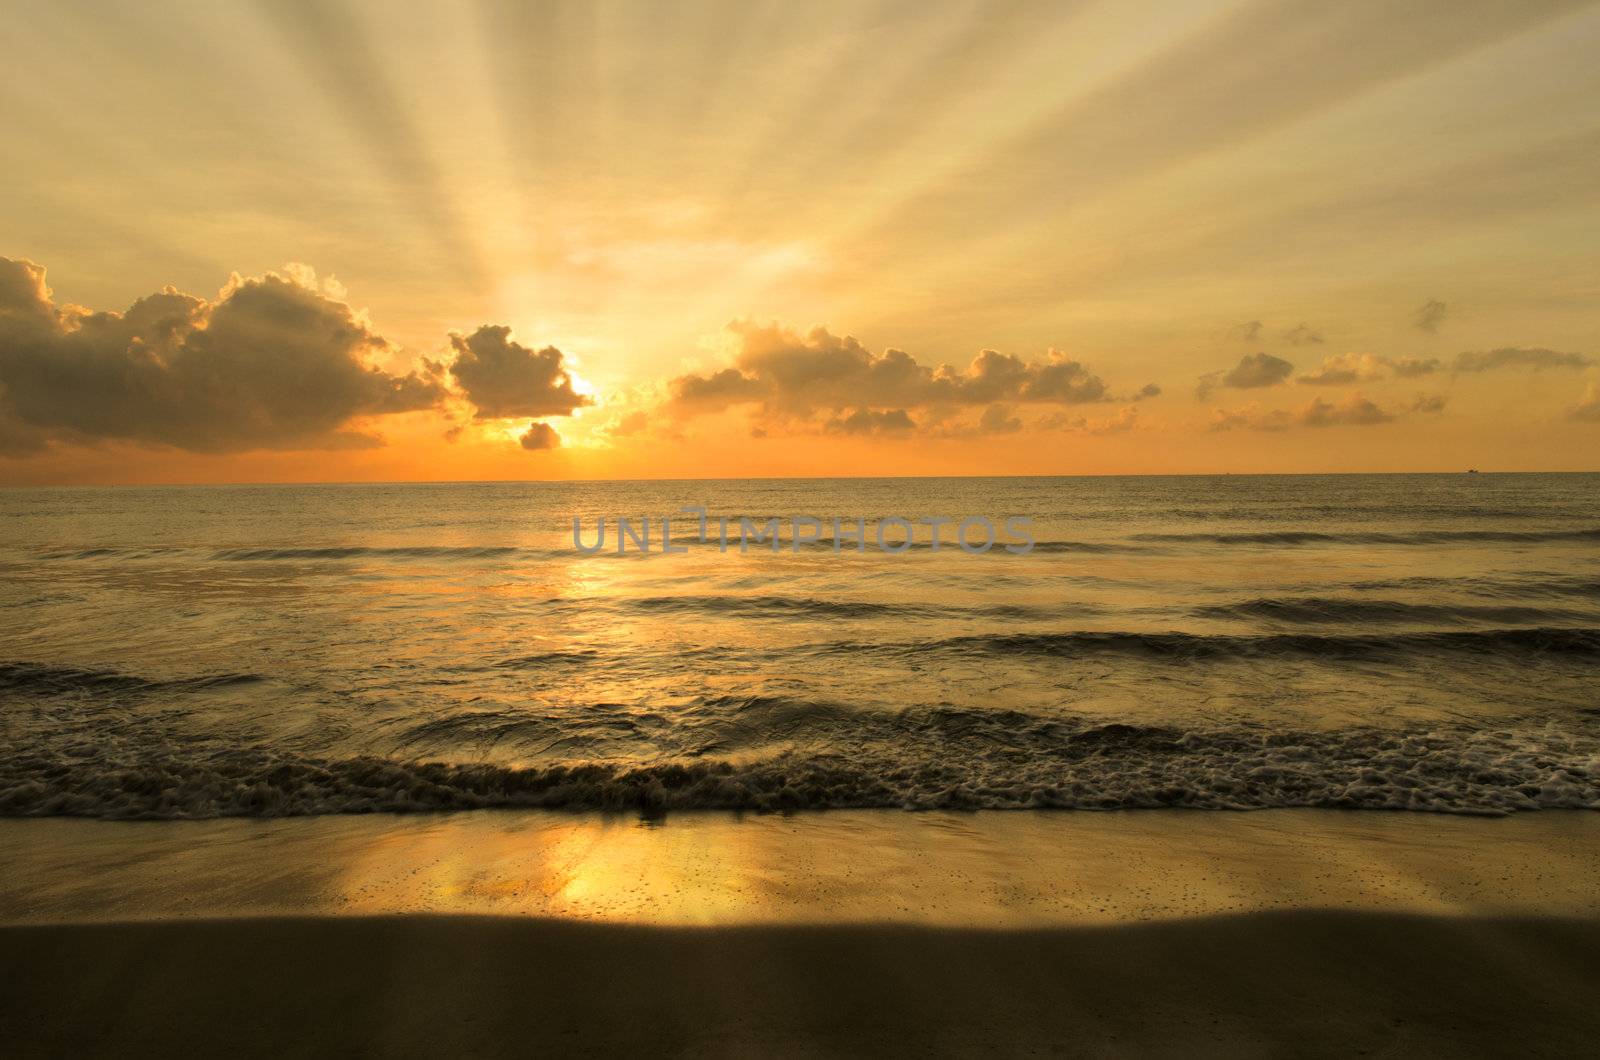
xmin=1414 ymin=300 xmax=1449 ymax=333
xmin=1410 ymin=394 xmax=1448 ymax=414
xmin=825 ymin=407 xmax=916 ymax=435
xmin=603 ymin=410 xmax=650 ymax=437
xmin=976 ymin=404 xmax=1023 ymax=434
xmin=0 ymin=257 xmax=442 ymax=454
xmin=1211 ymin=392 xmax=1400 ymax=431
xmin=1225 ymin=320 xmax=1263 ymax=343
xmin=1452 ymin=347 xmax=1592 ymax=373
xmin=1391 ymin=357 xmax=1440 ymax=378
xmin=1208 ymin=404 xmax=1292 ymax=432
xmin=1297 ymin=353 xmax=1439 ymax=385
xmin=1298 ymin=393 xmax=1394 ymax=427
xmin=1283 ymin=323 xmax=1324 ymax=346
xmin=449 ymin=325 xmax=590 ymax=419
xmin=1038 ymin=405 xmax=1140 ymax=435
xmin=518 ymin=421 xmax=560 ymax=450
xmin=1132 ymin=382 xmax=1162 ymax=400
xmin=1570 ymin=384 xmax=1600 ymax=423
xmin=668 ymin=322 xmax=1112 ymax=422
xmin=1196 ymin=352 xmax=1293 ymax=397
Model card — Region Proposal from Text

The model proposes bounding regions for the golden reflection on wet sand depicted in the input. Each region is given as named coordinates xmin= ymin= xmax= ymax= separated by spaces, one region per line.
xmin=2 ymin=809 xmax=1598 ymax=927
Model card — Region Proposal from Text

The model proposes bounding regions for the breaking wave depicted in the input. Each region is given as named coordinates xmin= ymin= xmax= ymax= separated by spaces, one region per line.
xmin=1 ymin=716 xmax=1594 ymax=818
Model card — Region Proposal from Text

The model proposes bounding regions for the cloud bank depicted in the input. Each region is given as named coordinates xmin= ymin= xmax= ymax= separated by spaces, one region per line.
xmin=1209 ymin=391 xmax=1432 ymax=432
xmin=1297 ymin=352 xmax=1439 ymax=385
xmin=0 ymin=257 xmax=441 ymax=454
xmin=667 ymin=322 xmax=1152 ymax=437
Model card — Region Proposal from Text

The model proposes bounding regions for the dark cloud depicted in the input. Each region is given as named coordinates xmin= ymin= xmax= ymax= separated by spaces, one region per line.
xmin=0 ymin=257 xmax=442 ymax=454
xmin=1410 ymin=394 xmax=1448 ymax=414
xmin=1211 ymin=392 xmax=1401 ymax=431
xmin=449 ymin=325 xmax=590 ymax=419
xmin=518 ymin=421 xmax=560 ymax=450
xmin=668 ymin=323 xmax=1112 ymax=422
xmin=1414 ymin=300 xmax=1449 ymax=333
xmin=0 ymin=387 xmax=46 ymax=456
xmin=1298 ymin=393 xmax=1393 ymax=427
xmin=1392 ymin=357 xmax=1440 ymax=378
xmin=1283 ymin=323 xmax=1324 ymax=346
xmin=1132 ymin=382 xmax=1162 ymax=400
xmin=826 ymin=407 xmax=916 ymax=435
xmin=976 ymin=404 xmax=1023 ymax=434
xmin=1225 ymin=320 xmax=1263 ymax=343
xmin=1297 ymin=353 xmax=1439 ymax=385
xmin=1453 ymin=347 xmax=1592 ymax=373
xmin=1197 ymin=352 xmax=1293 ymax=397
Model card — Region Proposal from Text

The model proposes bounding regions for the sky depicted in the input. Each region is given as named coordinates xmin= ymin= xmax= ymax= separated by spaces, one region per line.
xmin=2 ymin=0 xmax=1598 ymax=484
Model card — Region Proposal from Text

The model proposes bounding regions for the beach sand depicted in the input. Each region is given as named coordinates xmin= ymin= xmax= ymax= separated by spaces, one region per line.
xmin=5 ymin=912 xmax=1599 ymax=1057
xmin=3 ymin=810 xmax=1599 ymax=1056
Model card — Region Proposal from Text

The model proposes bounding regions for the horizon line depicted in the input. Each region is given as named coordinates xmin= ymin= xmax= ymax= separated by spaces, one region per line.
xmin=3 ymin=469 xmax=1596 ymax=490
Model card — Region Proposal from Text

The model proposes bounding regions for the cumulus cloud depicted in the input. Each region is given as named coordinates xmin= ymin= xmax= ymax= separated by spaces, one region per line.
xmin=1297 ymin=353 xmax=1439 ymax=385
xmin=1033 ymin=405 xmax=1141 ymax=436
xmin=1414 ymin=299 xmax=1449 ymax=332
xmin=1392 ymin=357 xmax=1440 ymax=378
xmin=1283 ymin=323 xmax=1324 ymax=346
xmin=0 ymin=257 xmax=442 ymax=454
xmin=1211 ymin=392 xmax=1403 ymax=431
xmin=1298 ymin=393 xmax=1394 ymax=427
xmin=667 ymin=322 xmax=1119 ymax=434
xmin=825 ymin=407 xmax=916 ymax=435
xmin=976 ymin=404 xmax=1023 ymax=434
xmin=518 ymin=421 xmax=560 ymax=450
xmin=1410 ymin=394 xmax=1448 ymax=414
xmin=449 ymin=325 xmax=590 ymax=419
xmin=1452 ymin=347 xmax=1592 ymax=373
xmin=1196 ymin=352 xmax=1293 ymax=398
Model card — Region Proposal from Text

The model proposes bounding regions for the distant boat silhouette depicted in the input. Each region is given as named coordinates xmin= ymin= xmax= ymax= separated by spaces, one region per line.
xmin=1467 ymin=469 xmax=1480 ymax=474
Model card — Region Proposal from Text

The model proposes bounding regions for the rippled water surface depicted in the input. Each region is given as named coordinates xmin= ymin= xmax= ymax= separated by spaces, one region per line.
xmin=2 ymin=474 xmax=1598 ymax=816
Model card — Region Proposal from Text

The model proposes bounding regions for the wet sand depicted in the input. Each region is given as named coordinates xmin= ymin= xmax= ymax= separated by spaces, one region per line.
xmin=4 ymin=912 xmax=1599 ymax=1057
xmin=3 ymin=810 xmax=1599 ymax=1056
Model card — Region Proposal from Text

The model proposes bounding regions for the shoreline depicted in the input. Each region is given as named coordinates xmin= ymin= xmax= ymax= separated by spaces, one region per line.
xmin=4 ymin=808 xmax=1598 ymax=926
xmin=5 ymin=809 xmax=1599 ymax=1055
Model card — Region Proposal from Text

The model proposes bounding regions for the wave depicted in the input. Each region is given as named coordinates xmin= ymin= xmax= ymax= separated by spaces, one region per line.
xmin=1194 ymin=597 xmax=1592 ymax=625
xmin=211 ymin=545 xmax=529 ymax=561
xmin=1 ymin=715 xmax=1593 ymax=818
xmin=0 ymin=661 xmax=263 ymax=696
xmin=38 ymin=546 xmax=185 ymax=561
xmin=1131 ymin=528 xmax=1600 ymax=546
xmin=885 ymin=627 xmax=1600 ymax=661
xmin=1345 ymin=575 xmax=1600 ymax=600
xmin=615 ymin=595 xmax=1067 ymax=620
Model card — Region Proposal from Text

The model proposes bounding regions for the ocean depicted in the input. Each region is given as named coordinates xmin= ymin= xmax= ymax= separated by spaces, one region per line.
xmin=2 ymin=473 xmax=1597 ymax=818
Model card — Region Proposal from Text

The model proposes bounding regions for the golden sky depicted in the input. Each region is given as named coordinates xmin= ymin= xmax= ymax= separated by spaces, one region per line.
xmin=2 ymin=0 xmax=1599 ymax=484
